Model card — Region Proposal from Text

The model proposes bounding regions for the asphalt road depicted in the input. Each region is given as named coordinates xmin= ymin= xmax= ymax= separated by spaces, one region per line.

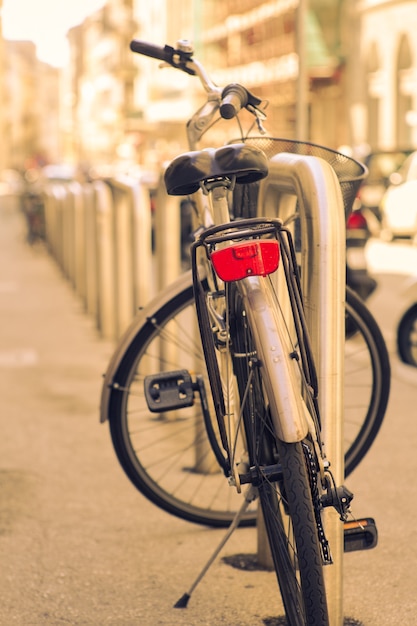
xmin=1 ymin=199 xmax=416 ymax=625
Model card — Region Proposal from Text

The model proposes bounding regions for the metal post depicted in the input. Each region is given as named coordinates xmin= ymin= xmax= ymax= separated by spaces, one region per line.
xmin=258 ymin=153 xmax=346 ymax=626
xmin=130 ymin=181 xmax=153 ymax=310
xmin=94 ymin=180 xmax=117 ymax=340
xmin=111 ymin=180 xmax=135 ymax=337
xmin=83 ymin=184 xmax=99 ymax=319
xmin=104 ymin=176 xmax=153 ymax=337
xmin=155 ymin=174 xmax=182 ymax=291
xmin=70 ymin=182 xmax=86 ymax=302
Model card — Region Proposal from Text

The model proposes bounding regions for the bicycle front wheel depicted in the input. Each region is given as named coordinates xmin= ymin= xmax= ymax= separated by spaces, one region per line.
xmin=260 ymin=440 xmax=329 ymax=625
xmin=229 ymin=278 xmax=329 ymax=625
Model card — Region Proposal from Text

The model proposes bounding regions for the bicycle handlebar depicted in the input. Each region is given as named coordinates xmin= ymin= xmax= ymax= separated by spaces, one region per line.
xmin=129 ymin=40 xmax=171 ymax=62
xmin=220 ymin=84 xmax=249 ymax=119
xmin=129 ymin=40 xmax=197 ymax=75
xmin=130 ymin=39 xmax=264 ymax=123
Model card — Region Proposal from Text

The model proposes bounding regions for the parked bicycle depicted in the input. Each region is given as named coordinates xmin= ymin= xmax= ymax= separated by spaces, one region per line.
xmin=101 ymin=40 xmax=390 ymax=626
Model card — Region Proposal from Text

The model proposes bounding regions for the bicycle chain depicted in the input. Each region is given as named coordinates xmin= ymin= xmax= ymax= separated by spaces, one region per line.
xmin=302 ymin=442 xmax=333 ymax=565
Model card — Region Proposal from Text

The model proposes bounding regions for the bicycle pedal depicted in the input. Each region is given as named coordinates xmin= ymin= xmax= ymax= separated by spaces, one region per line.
xmin=343 ymin=517 xmax=378 ymax=553
xmin=144 ymin=370 xmax=195 ymax=412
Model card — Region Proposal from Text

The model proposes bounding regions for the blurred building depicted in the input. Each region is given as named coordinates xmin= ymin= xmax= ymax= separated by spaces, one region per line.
xmin=125 ymin=0 xmax=350 ymax=161
xmin=2 ymin=40 xmax=60 ymax=170
xmin=199 ymin=0 xmax=347 ymax=145
xmin=65 ymin=0 xmax=137 ymax=171
xmin=62 ymin=0 xmax=417 ymax=171
xmin=61 ymin=1 xmax=354 ymax=171
xmin=352 ymin=0 xmax=417 ymax=152
xmin=4 ymin=0 xmax=417 ymax=176
xmin=0 ymin=0 xmax=6 ymax=171
xmin=128 ymin=0 xmax=196 ymax=169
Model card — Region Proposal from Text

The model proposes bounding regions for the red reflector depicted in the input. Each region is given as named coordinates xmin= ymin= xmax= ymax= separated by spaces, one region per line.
xmin=211 ymin=240 xmax=280 ymax=281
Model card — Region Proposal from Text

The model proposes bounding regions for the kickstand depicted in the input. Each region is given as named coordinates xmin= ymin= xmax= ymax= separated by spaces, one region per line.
xmin=174 ymin=485 xmax=258 ymax=608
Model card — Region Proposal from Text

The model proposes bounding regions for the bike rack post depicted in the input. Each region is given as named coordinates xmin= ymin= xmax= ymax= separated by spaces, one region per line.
xmin=44 ymin=184 xmax=67 ymax=273
xmin=42 ymin=186 xmax=60 ymax=260
xmin=106 ymin=177 xmax=153 ymax=337
xmin=61 ymin=184 xmax=75 ymax=285
xmin=154 ymin=174 xmax=182 ymax=291
xmin=258 ymin=154 xmax=346 ymax=626
xmin=94 ymin=180 xmax=117 ymax=340
xmin=69 ymin=181 xmax=86 ymax=302
xmin=43 ymin=175 xmax=153 ymax=340
xmin=83 ymin=183 xmax=99 ymax=319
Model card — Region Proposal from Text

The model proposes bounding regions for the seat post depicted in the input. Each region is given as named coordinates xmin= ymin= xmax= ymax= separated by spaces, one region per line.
xmin=202 ymin=177 xmax=234 ymax=232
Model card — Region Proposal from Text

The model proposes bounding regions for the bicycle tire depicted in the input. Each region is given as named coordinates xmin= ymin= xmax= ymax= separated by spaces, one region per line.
xmin=344 ymin=286 xmax=390 ymax=476
xmin=397 ymin=303 xmax=417 ymax=366
xmin=102 ymin=274 xmax=389 ymax=526
xmin=229 ymin=279 xmax=329 ymax=625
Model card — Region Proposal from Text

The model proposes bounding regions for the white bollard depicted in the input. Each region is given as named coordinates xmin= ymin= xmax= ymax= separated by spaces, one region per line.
xmin=258 ymin=153 xmax=346 ymax=626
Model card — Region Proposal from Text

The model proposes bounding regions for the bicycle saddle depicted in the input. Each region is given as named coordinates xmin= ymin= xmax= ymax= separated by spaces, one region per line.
xmin=164 ymin=143 xmax=269 ymax=195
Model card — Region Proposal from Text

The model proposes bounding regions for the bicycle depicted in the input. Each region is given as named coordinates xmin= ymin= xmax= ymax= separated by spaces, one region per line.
xmin=101 ymin=41 xmax=390 ymax=526
xmin=101 ymin=40 xmax=389 ymax=625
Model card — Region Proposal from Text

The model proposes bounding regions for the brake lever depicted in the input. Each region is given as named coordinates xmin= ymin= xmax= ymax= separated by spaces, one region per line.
xmin=158 ymin=42 xmax=197 ymax=75
xmin=247 ymin=103 xmax=267 ymax=134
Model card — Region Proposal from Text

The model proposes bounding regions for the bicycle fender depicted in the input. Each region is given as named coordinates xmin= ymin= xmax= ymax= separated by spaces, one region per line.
xmin=100 ymin=270 xmax=198 ymax=423
xmin=239 ymin=276 xmax=309 ymax=443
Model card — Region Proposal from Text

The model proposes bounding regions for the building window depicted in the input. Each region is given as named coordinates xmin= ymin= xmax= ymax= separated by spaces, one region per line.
xmin=396 ymin=34 xmax=413 ymax=148
xmin=367 ymin=42 xmax=380 ymax=149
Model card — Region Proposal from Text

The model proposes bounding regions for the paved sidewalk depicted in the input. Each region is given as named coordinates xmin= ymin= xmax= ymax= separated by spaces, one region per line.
xmin=0 ymin=199 xmax=416 ymax=625
xmin=0 ymin=201 xmax=277 ymax=626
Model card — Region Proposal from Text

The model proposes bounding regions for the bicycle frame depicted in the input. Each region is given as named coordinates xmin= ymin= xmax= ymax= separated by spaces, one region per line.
xmin=125 ymin=38 xmax=347 ymax=504
xmin=129 ymin=37 xmax=349 ymax=518
xmin=189 ymin=178 xmax=327 ymax=495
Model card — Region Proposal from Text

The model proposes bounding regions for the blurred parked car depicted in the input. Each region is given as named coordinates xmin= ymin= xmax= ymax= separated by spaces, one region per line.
xmin=380 ymin=151 xmax=417 ymax=241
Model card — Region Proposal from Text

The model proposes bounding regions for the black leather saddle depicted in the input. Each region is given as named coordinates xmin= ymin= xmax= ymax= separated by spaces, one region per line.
xmin=164 ymin=143 xmax=269 ymax=196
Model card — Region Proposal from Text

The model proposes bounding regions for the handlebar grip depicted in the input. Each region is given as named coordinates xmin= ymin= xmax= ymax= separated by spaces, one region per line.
xmin=130 ymin=40 xmax=173 ymax=63
xmin=220 ymin=84 xmax=249 ymax=119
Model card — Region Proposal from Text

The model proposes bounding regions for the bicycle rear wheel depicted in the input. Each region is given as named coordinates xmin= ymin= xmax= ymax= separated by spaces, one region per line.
xmin=102 ymin=274 xmax=389 ymax=526
xmin=229 ymin=279 xmax=329 ymax=625
xmin=344 ymin=286 xmax=390 ymax=476
xmin=103 ymin=274 xmax=256 ymax=527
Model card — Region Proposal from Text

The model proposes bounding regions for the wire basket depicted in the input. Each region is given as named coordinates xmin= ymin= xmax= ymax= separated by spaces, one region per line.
xmin=232 ymin=137 xmax=367 ymax=220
